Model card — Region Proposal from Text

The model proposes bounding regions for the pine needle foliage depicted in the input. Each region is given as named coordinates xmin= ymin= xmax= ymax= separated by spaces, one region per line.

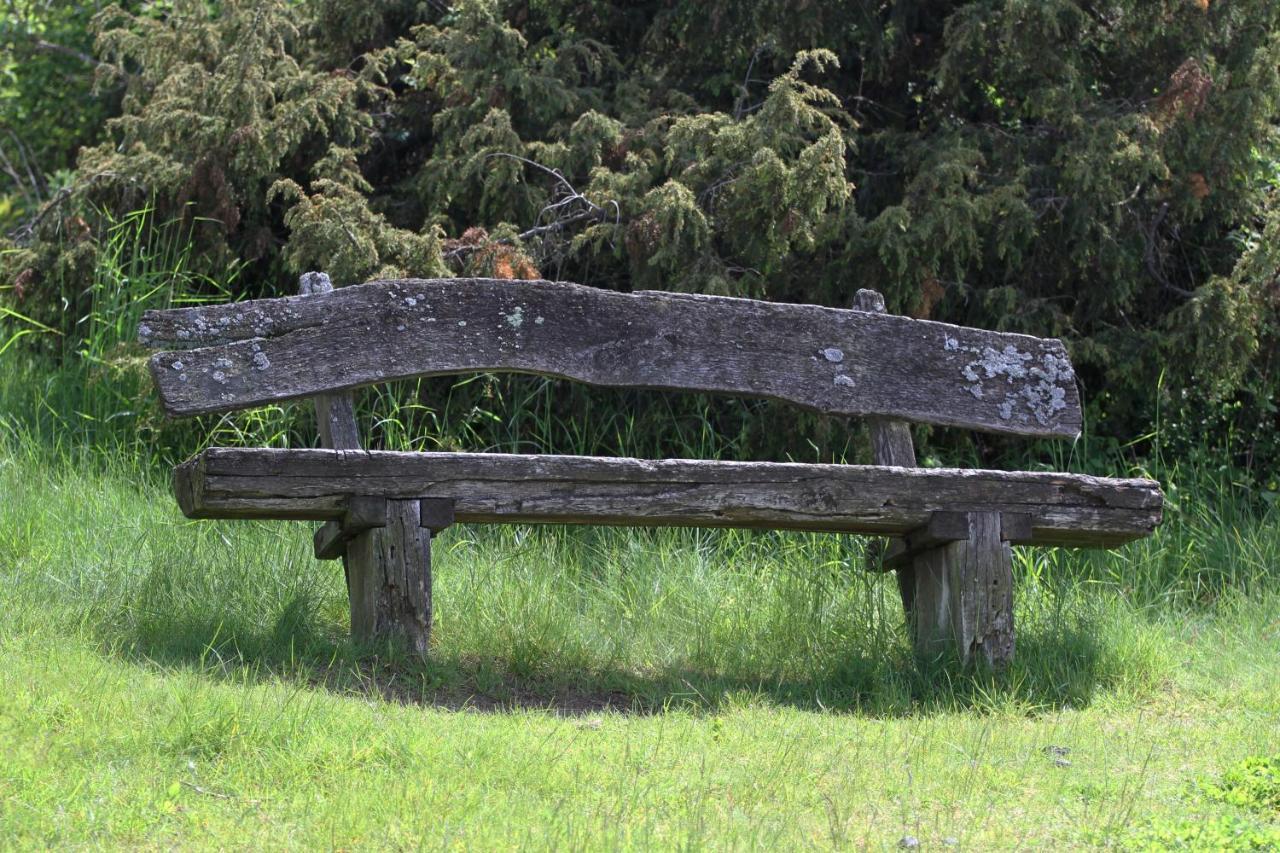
xmin=3 ymin=0 xmax=1279 ymax=469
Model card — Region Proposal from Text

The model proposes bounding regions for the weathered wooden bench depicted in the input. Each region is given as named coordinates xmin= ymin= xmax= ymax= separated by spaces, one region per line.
xmin=138 ymin=273 xmax=1163 ymax=666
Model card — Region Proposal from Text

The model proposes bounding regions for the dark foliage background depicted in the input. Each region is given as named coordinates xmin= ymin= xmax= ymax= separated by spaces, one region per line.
xmin=3 ymin=0 xmax=1278 ymax=475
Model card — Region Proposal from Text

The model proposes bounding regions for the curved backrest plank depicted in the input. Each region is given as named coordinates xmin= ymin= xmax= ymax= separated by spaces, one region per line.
xmin=139 ymin=277 xmax=1083 ymax=438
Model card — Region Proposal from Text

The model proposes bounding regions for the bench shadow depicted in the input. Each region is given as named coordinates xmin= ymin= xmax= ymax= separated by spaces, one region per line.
xmin=115 ymin=590 xmax=1123 ymax=718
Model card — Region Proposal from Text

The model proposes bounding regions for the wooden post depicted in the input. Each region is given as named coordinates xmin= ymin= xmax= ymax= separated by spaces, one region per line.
xmin=852 ymin=289 xmax=919 ymax=620
xmin=853 ymin=289 xmax=1014 ymax=667
xmin=299 ymin=272 xmax=432 ymax=655
xmin=911 ymin=512 xmax=1015 ymax=667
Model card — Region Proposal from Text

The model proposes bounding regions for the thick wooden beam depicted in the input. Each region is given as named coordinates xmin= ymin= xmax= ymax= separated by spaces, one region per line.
xmin=139 ymin=277 xmax=1083 ymax=438
xmin=174 ymin=448 xmax=1163 ymax=547
xmin=912 ymin=512 xmax=1016 ymax=667
xmin=419 ymin=498 xmax=456 ymax=533
xmin=346 ymin=499 xmax=431 ymax=653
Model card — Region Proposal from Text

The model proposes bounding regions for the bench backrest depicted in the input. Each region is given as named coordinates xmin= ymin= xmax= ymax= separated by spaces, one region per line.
xmin=138 ymin=277 xmax=1082 ymax=439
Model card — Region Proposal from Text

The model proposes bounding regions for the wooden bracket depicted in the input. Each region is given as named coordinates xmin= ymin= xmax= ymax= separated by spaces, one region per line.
xmin=881 ymin=511 xmax=1033 ymax=570
xmin=315 ymin=496 xmax=455 ymax=559
xmin=314 ymin=496 xmax=388 ymax=560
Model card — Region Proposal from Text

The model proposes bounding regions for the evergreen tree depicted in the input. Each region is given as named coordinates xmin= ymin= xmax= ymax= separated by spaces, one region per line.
xmin=4 ymin=0 xmax=1278 ymax=468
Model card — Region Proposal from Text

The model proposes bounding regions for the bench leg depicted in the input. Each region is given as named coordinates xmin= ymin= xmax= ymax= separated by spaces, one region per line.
xmin=910 ymin=511 xmax=1015 ymax=667
xmin=346 ymin=499 xmax=432 ymax=655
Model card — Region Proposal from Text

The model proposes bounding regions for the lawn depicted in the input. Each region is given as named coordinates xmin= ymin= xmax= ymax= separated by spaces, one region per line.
xmin=2 ymin=432 xmax=1278 ymax=849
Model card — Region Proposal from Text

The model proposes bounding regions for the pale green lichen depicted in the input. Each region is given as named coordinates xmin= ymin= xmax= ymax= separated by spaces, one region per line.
xmin=945 ymin=333 xmax=1073 ymax=425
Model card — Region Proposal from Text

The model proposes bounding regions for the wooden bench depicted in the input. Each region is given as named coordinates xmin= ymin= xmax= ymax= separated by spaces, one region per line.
xmin=138 ymin=273 xmax=1163 ymax=666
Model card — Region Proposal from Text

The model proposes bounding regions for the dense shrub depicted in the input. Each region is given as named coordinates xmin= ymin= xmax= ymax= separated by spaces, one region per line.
xmin=3 ymin=0 xmax=1278 ymax=469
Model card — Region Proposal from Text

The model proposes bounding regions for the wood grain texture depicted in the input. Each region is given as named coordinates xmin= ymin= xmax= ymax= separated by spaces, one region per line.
xmin=298 ymin=270 xmax=432 ymax=653
xmin=312 ymin=496 xmax=387 ymax=560
xmin=174 ymin=448 xmax=1163 ymax=547
xmin=882 ymin=511 xmax=1034 ymax=569
xmin=298 ymin=273 xmax=363 ymax=451
xmin=912 ymin=512 xmax=1015 ymax=667
xmin=139 ymin=277 xmax=1083 ymax=437
xmin=852 ymin=289 xmax=920 ymax=624
xmin=342 ymin=503 xmax=435 ymax=651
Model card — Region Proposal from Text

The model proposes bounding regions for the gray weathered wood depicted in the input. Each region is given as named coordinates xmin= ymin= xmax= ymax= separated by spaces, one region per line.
xmin=313 ymin=496 xmax=388 ymax=560
xmin=303 ymin=272 xmax=370 ymax=564
xmin=298 ymin=271 xmax=431 ymax=653
xmin=348 ymin=499 xmax=431 ymax=655
xmin=174 ymin=448 xmax=1163 ymax=547
xmin=911 ymin=512 xmax=1015 ymax=667
xmin=333 ymin=498 xmax=433 ymax=652
xmin=139 ymin=277 xmax=1083 ymax=438
xmin=853 ymin=288 xmax=922 ymax=622
xmin=301 ymin=272 xmax=368 ymax=621
xmin=883 ymin=511 xmax=1033 ymax=569
xmin=299 ymin=273 xmax=364 ymax=451
xmin=419 ymin=498 xmax=456 ymax=533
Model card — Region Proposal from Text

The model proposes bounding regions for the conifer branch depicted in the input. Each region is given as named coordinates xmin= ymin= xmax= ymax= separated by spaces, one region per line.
xmin=444 ymin=153 xmax=616 ymax=263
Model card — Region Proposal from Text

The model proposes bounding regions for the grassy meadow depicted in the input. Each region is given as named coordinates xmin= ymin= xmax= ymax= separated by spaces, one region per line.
xmin=2 ymin=363 xmax=1280 ymax=849
xmin=2 ymin=216 xmax=1280 ymax=849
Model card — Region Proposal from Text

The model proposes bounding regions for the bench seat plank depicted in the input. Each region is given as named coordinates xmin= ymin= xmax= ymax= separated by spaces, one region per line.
xmin=141 ymin=278 xmax=1083 ymax=438
xmin=175 ymin=448 xmax=1162 ymax=548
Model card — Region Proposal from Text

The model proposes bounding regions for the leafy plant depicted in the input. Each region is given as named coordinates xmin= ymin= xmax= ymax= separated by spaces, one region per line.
xmin=3 ymin=0 xmax=1280 ymax=472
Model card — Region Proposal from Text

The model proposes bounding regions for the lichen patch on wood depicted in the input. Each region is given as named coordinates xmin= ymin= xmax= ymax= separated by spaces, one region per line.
xmin=942 ymin=332 xmax=1078 ymax=432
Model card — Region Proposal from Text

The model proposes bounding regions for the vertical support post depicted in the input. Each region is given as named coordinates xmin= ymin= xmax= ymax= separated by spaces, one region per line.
xmin=853 ymin=289 xmax=1015 ymax=666
xmin=911 ymin=512 xmax=1015 ymax=667
xmin=852 ymin=289 xmax=920 ymax=619
xmin=300 ymin=272 xmax=432 ymax=655
xmin=345 ymin=500 xmax=432 ymax=654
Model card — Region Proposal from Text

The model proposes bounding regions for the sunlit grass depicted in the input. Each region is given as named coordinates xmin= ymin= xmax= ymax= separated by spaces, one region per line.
xmin=2 ymin=428 xmax=1280 ymax=847
xmin=3 ymin=212 xmax=1279 ymax=847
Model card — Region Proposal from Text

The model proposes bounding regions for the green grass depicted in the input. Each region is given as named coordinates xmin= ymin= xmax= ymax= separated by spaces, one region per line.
xmin=2 ymin=429 xmax=1280 ymax=848
xmin=3 ymin=213 xmax=1280 ymax=847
